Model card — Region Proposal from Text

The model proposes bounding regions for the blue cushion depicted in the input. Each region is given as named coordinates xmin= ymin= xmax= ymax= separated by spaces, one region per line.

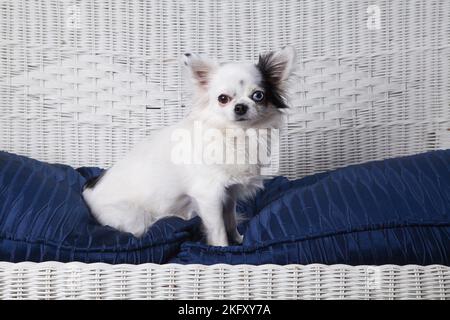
xmin=171 ymin=149 xmax=450 ymax=265
xmin=0 ymin=149 xmax=449 ymax=265
xmin=0 ymin=151 xmax=199 ymax=263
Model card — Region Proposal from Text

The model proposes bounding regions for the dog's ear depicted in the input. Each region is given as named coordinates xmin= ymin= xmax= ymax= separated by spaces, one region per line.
xmin=256 ymin=46 xmax=296 ymax=109
xmin=256 ymin=46 xmax=296 ymax=87
xmin=183 ymin=53 xmax=218 ymax=90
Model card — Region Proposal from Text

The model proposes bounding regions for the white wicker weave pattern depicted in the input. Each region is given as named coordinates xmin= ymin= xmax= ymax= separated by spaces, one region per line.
xmin=0 ymin=262 xmax=448 ymax=300
xmin=0 ymin=0 xmax=448 ymax=177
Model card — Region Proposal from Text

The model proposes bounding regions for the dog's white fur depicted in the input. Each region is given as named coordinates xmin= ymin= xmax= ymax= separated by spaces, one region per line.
xmin=82 ymin=47 xmax=296 ymax=246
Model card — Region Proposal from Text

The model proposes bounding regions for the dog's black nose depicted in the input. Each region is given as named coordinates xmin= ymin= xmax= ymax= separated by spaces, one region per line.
xmin=234 ymin=104 xmax=248 ymax=116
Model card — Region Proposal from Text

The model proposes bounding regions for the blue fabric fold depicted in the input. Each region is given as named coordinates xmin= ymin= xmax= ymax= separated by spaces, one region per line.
xmin=0 ymin=149 xmax=449 ymax=265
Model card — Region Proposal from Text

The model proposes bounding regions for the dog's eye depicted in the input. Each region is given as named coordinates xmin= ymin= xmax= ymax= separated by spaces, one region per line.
xmin=218 ymin=94 xmax=231 ymax=105
xmin=252 ymin=90 xmax=265 ymax=102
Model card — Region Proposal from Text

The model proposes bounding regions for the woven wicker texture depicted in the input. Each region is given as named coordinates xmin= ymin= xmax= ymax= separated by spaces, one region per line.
xmin=0 ymin=262 xmax=448 ymax=300
xmin=0 ymin=0 xmax=448 ymax=178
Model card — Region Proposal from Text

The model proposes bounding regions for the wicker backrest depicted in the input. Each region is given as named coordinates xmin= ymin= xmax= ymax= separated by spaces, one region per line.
xmin=1 ymin=0 xmax=449 ymax=178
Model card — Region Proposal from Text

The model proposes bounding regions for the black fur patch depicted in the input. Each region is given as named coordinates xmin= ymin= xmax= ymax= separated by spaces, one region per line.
xmin=83 ymin=171 xmax=106 ymax=191
xmin=256 ymin=52 xmax=289 ymax=109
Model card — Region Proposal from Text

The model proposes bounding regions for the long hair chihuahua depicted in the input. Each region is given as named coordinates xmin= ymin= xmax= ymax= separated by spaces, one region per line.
xmin=82 ymin=46 xmax=296 ymax=246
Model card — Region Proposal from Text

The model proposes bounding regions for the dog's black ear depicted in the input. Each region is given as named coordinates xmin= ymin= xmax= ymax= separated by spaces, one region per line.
xmin=257 ymin=46 xmax=296 ymax=88
xmin=183 ymin=53 xmax=218 ymax=90
xmin=257 ymin=46 xmax=296 ymax=109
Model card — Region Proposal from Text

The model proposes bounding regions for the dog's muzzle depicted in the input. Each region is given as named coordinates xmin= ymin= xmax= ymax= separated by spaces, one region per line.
xmin=234 ymin=103 xmax=248 ymax=116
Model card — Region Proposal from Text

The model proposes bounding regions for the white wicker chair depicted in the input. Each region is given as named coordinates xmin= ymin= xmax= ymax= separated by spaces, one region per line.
xmin=0 ymin=0 xmax=449 ymax=300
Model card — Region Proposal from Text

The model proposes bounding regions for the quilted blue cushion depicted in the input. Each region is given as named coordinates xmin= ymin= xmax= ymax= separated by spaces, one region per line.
xmin=0 ymin=151 xmax=199 ymax=263
xmin=0 ymin=149 xmax=449 ymax=265
xmin=172 ymin=149 xmax=450 ymax=265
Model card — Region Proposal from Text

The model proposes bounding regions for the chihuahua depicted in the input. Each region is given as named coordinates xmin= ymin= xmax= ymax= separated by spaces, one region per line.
xmin=82 ymin=46 xmax=296 ymax=246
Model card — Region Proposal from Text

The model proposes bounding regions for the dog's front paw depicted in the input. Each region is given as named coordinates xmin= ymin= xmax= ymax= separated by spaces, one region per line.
xmin=231 ymin=232 xmax=244 ymax=245
xmin=207 ymin=238 xmax=229 ymax=247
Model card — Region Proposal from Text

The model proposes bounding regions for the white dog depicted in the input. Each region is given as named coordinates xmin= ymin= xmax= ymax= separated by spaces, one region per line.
xmin=82 ymin=47 xmax=296 ymax=246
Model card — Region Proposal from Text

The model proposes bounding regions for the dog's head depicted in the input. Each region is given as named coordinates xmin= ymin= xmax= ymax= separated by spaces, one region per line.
xmin=183 ymin=47 xmax=296 ymax=127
